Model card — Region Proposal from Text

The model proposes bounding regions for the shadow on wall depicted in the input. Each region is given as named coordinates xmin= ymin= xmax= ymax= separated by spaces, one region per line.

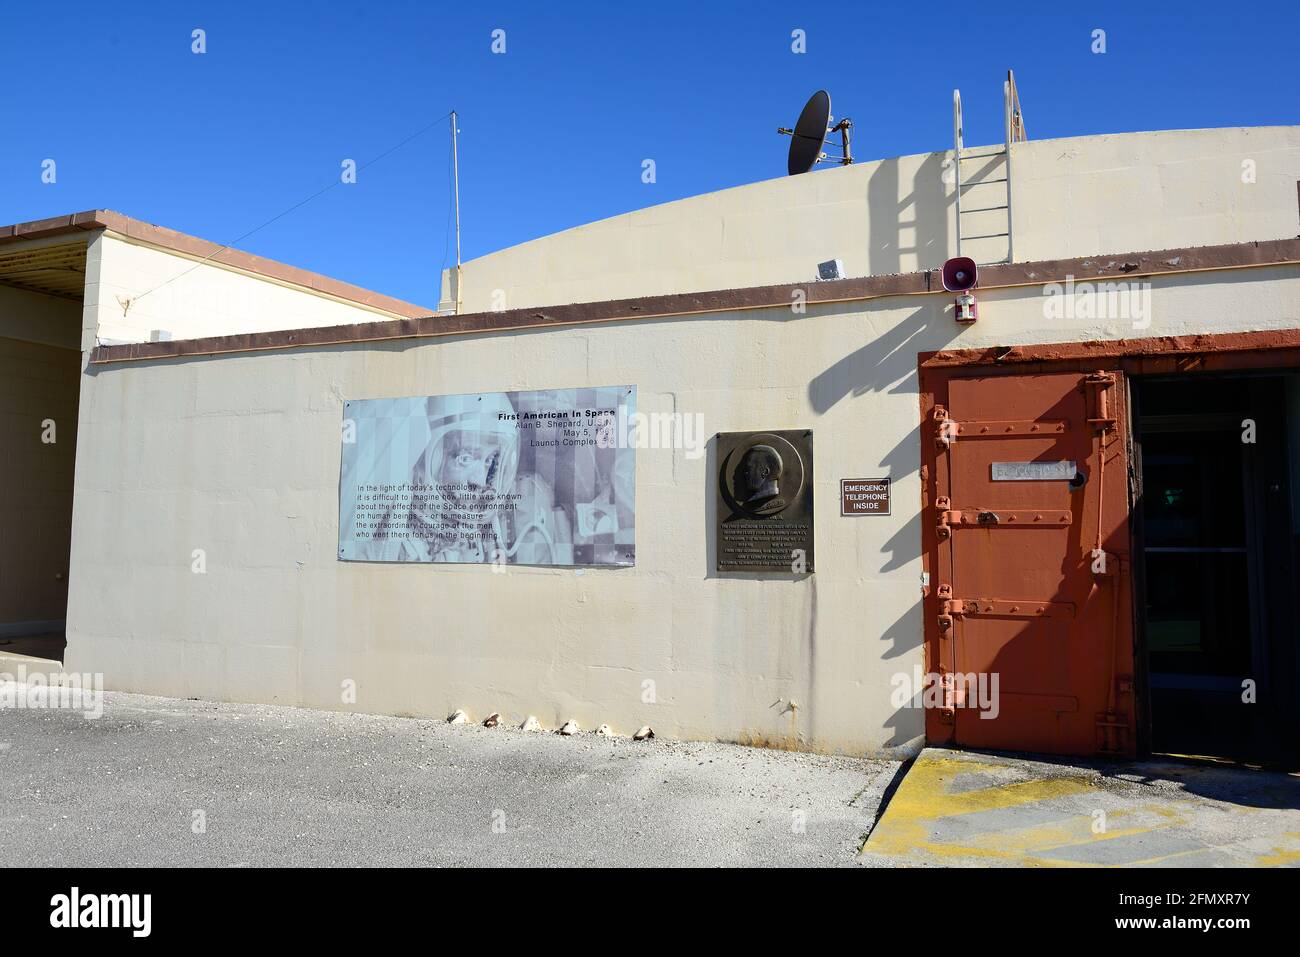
xmin=809 ymin=303 xmax=955 ymax=413
xmin=883 ymin=682 xmax=927 ymax=752
xmin=867 ymin=152 xmax=952 ymax=278
xmin=801 ymin=289 xmax=960 ymax=754
xmin=806 ymin=299 xmax=960 ymax=580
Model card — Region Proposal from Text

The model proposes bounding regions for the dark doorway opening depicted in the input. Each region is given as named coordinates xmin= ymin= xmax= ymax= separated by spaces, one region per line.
xmin=0 ymin=333 xmax=78 ymax=665
xmin=1132 ymin=374 xmax=1300 ymax=766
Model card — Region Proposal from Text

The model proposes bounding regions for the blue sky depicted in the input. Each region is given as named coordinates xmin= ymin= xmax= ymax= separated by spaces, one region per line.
xmin=3 ymin=2 xmax=1296 ymax=306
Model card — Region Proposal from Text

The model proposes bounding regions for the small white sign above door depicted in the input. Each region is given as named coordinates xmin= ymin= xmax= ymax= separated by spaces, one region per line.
xmin=991 ymin=460 xmax=1077 ymax=481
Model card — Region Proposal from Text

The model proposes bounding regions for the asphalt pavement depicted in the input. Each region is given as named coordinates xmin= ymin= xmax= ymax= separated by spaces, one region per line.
xmin=0 ymin=688 xmax=895 ymax=867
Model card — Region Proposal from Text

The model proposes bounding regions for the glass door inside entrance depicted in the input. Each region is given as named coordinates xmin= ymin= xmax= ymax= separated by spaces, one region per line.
xmin=1134 ymin=376 xmax=1297 ymax=764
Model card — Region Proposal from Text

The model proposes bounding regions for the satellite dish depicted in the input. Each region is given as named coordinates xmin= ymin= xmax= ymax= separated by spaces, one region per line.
xmin=778 ymin=90 xmax=852 ymax=175
xmin=786 ymin=90 xmax=831 ymax=175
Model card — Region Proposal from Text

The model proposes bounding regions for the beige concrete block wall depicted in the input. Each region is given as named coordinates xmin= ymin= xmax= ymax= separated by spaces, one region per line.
xmin=0 ymin=286 xmax=82 ymax=628
xmin=450 ymin=127 xmax=1300 ymax=312
xmin=1 ymin=284 xmax=82 ymax=351
xmin=64 ymin=262 xmax=1300 ymax=755
xmin=88 ymin=234 xmax=431 ymax=345
xmin=1012 ymin=127 xmax=1300 ymax=262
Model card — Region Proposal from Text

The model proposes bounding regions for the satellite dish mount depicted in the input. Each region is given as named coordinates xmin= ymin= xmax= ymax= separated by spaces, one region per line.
xmin=778 ymin=90 xmax=853 ymax=175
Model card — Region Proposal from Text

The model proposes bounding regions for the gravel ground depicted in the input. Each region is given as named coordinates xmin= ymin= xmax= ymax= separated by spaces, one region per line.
xmin=0 ymin=689 xmax=898 ymax=867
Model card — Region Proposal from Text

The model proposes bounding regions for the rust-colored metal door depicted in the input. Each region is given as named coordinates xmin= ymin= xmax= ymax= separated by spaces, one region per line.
xmin=922 ymin=367 xmax=1136 ymax=757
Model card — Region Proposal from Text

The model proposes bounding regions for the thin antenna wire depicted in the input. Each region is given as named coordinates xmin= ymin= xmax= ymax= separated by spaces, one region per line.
xmin=126 ymin=110 xmax=454 ymax=310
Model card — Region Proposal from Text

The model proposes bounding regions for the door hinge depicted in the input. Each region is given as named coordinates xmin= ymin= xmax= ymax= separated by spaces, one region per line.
xmin=947 ymin=419 xmax=1070 ymax=438
xmin=932 ymin=407 xmax=1071 ymax=446
xmin=1084 ymin=371 xmax=1117 ymax=433
xmin=937 ymin=583 xmax=956 ymax=635
xmin=933 ymin=407 xmax=957 ymax=449
xmin=939 ymin=588 xmax=1075 ymax=622
xmin=936 ymin=496 xmax=953 ymax=540
xmin=937 ymin=500 xmax=1073 ymax=538
xmin=937 ymin=583 xmax=1074 ymax=633
xmin=937 ymin=667 xmax=957 ymax=721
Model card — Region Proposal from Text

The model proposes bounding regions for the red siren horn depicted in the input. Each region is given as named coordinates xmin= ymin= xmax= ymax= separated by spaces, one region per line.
xmin=941 ymin=257 xmax=979 ymax=323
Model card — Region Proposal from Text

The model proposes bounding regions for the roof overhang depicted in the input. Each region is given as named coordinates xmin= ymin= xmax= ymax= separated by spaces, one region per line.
xmin=0 ymin=237 xmax=88 ymax=300
xmin=0 ymin=210 xmax=432 ymax=318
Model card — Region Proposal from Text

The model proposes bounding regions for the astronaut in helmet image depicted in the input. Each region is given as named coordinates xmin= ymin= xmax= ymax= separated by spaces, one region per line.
xmin=365 ymin=394 xmax=573 ymax=565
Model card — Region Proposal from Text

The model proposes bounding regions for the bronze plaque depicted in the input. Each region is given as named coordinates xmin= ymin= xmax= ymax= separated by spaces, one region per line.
xmin=716 ymin=430 xmax=814 ymax=573
xmin=841 ymin=478 xmax=890 ymax=515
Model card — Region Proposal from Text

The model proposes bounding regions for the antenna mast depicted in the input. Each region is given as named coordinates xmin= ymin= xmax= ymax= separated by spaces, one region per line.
xmin=451 ymin=110 xmax=462 ymax=313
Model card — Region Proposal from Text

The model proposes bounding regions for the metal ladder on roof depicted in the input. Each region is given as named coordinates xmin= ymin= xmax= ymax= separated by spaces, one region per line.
xmin=953 ymin=70 xmax=1027 ymax=265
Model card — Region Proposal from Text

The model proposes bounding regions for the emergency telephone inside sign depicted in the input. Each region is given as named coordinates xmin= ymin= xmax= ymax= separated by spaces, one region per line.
xmin=841 ymin=478 xmax=890 ymax=515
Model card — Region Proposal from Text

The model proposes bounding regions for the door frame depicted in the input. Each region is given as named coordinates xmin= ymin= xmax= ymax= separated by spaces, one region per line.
xmin=919 ymin=328 xmax=1300 ymax=760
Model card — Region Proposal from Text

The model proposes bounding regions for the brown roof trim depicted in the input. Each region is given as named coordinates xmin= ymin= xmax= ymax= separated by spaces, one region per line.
xmin=921 ymin=327 xmax=1300 ymax=369
xmin=0 ymin=210 xmax=108 ymax=244
xmin=89 ymin=237 xmax=1300 ymax=365
xmin=0 ymin=209 xmax=431 ymax=319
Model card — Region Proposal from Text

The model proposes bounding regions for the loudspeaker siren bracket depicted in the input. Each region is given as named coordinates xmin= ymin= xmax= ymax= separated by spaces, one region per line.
xmin=942 ymin=256 xmax=979 ymax=324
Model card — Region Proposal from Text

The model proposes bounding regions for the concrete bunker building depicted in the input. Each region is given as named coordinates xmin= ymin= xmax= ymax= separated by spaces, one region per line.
xmin=2 ymin=121 xmax=1298 ymax=764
